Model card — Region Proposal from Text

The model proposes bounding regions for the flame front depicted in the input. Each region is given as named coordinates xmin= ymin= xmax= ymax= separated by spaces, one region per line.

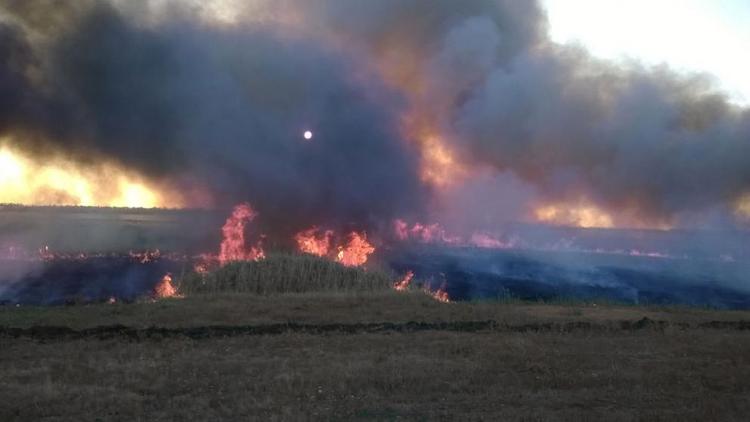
xmin=294 ymin=227 xmax=333 ymax=257
xmin=737 ymin=195 xmax=750 ymax=220
xmin=393 ymin=270 xmax=414 ymax=291
xmin=534 ymin=204 xmax=615 ymax=229
xmin=0 ymin=141 xmax=180 ymax=208
xmin=393 ymin=219 xmax=461 ymax=244
xmin=153 ymin=273 xmax=179 ymax=299
xmin=336 ymin=232 xmax=375 ymax=267
xmin=219 ymin=203 xmax=265 ymax=265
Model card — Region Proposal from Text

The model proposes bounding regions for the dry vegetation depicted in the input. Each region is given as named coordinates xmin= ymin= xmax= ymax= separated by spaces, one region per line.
xmin=1 ymin=257 xmax=749 ymax=421
xmin=180 ymin=254 xmax=394 ymax=296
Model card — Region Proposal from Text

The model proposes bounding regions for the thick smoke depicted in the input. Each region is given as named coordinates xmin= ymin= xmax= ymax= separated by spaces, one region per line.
xmin=287 ymin=0 xmax=750 ymax=226
xmin=0 ymin=0 xmax=428 ymax=235
xmin=1 ymin=0 xmax=749 ymax=230
xmin=453 ymin=48 xmax=750 ymax=223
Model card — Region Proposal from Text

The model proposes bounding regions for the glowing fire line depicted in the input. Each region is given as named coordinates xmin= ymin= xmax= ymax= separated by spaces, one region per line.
xmin=0 ymin=141 xmax=179 ymax=208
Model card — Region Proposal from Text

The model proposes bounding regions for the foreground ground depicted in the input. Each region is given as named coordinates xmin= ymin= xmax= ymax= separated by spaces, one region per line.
xmin=1 ymin=293 xmax=749 ymax=421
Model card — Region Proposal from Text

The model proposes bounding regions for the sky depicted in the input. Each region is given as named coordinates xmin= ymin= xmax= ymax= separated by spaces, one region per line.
xmin=543 ymin=0 xmax=750 ymax=105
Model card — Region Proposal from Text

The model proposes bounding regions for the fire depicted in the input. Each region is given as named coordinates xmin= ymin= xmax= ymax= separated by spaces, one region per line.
xmin=0 ymin=141 xmax=180 ymax=208
xmin=431 ymin=288 xmax=450 ymax=303
xmin=294 ymin=227 xmax=375 ymax=267
xmin=469 ymin=233 xmax=516 ymax=249
xmin=219 ymin=203 xmax=265 ymax=265
xmin=424 ymin=283 xmax=450 ymax=303
xmin=401 ymin=118 xmax=466 ymax=188
xmin=534 ymin=204 xmax=614 ymax=229
xmin=393 ymin=219 xmax=461 ymax=244
xmin=393 ymin=270 xmax=414 ymax=291
xmin=295 ymin=227 xmax=333 ymax=257
xmin=336 ymin=232 xmax=375 ymax=267
xmin=129 ymin=250 xmax=161 ymax=264
xmin=153 ymin=273 xmax=180 ymax=299
xmin=737 ymin=195 xmax=750 ymax=219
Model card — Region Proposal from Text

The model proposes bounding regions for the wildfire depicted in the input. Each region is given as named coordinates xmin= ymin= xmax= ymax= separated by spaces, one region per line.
xmin=129 ymin=250 xmax=161 ymax=264
xmin=394 ymin=219 xmax=516 ymax=250
xmin=336 ymin=232 xmax=376 ymax=267
xmin=219 ymin=203 xmax=265 ymax=265
xmin=393 ymin=270 xmax=450 ymax=303
xmin=153 ymin=273 xmax=180 ymax=299
xmin=294 ymin=227 xmax=376 ymax=267
xmin=534 ymin=204 xmax=614 ymax=229
xmin=393 ymin=219 xmax=460 ymax=244
xmin=401 ymin=118 xmax=466 ymax=188
xmin=424 ymin=282 xmax=450 ymax=303
xmin=469 ymin=232 xmax=516 ymax=249
xmin=393 ymin=270 xmax=414 ymax=291
xmin=294 ymin=227 xmax=333 ymax=257
xmin=737 ymin=195 xmax=750 ymax=219
xmin=0 ymin=141 xmax=180 ymax=208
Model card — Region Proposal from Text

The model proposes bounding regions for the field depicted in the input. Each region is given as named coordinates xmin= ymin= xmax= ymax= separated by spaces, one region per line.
xmin=2 ymin=285 xmax=750 ymax=420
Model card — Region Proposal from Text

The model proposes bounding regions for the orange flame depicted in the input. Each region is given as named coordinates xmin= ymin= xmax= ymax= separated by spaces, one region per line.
xmin=294 ymin=227 xmax=333 ymax=257
xmin=0 ymin=141 xmax=182 ymax=208
xmin=336 ymin=232 xmax=375 ymax=267
xmin=469 ymin=233 xmax=516 ymax=249
xmin=534 ymin=204 xmax=614 ymax=229
xmin=393 ymin=219 xmax=461 ymax=244
xmin=153 ymin=273 xmax=180 ymax=299
xmin=393 ymin=270 xmax=414 ymax=291
xmin=737 ymin=195 xmax=750 ymax=220
xmin=423 ymin=282 xmax=450 ymax=303
xmin=219 ymin=203 xmax=265 ymax=265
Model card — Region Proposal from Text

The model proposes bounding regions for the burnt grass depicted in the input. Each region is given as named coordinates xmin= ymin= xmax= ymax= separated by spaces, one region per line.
xmin=1 ymin=293 xmax=750 ymax=421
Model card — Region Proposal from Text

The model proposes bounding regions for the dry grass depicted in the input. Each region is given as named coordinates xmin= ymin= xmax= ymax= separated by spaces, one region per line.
xmin=2 ymin=292 xmax=749 ymax=330
xmin=2 ymin=271 xmax=750 ymax=420
xmin=179 ymin=254 xmax=393 ymax=296
xmin=1 ymin=328 xmax=749 ymax=421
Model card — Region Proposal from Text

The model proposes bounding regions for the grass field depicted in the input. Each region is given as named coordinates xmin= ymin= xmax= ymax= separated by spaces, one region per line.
xmin=1 ymin=257 xmax=749 ymax=420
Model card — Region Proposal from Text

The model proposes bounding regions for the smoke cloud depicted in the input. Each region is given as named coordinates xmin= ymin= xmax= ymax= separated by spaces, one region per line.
xmin=1 ymin=0 xmax=749 ymax=231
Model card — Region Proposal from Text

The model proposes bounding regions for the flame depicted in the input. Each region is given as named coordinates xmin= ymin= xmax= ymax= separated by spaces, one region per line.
xmin=401 ymin=116 xmax=466 ymax=188
xmin=534 ymin=204 xmax=615 ymax=228
xmin=469 ymin=232 xmax=516 ymax=249
xmin=219 ymin=203 xmax=265 ymax=265
xmin=393 ymin=219 xmax=461 ymax=244
xmin=129 ymin=249 xmax=161 ymax=264
xmin=153 ymin=273 xmax=180 ymax=299
xmin=423 ymin=282 xmax=450 ymax=303
xmin=737 ymin=195 xmax=750 ymax=219
xmin=294 ymin=227 xmax=333 ymax=257
xmin=0 ymin=141 xmax=180 ymax=208
xmin=393 ymin=270 xmax=414 ymax=291
xmin=336 ymin=231 xmax=375 ymax=267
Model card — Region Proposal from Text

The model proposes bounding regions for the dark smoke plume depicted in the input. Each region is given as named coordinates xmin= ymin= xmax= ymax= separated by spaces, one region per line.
xmin=0 ymin=0 xmax=428 ymax=235
xmin=1 ymin=0 xmax=749 ymax=230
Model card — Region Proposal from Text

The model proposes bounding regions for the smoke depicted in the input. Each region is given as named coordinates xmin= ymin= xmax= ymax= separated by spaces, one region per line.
xmin=0 ymin=1 xmax=428 ymax=235
xmin=452 ymin=47 xmax=750 ymax=224
xmin=1 ymin=0 xmax=749 ymax=231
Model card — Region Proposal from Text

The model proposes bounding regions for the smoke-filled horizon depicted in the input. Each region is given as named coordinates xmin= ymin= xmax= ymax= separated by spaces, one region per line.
xmin=1 ymin=0 xmax=749 ymax=234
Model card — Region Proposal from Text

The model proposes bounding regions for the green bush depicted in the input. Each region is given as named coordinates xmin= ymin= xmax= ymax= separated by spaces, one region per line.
xmin=179 ymin=253 xmax=393 ymax=295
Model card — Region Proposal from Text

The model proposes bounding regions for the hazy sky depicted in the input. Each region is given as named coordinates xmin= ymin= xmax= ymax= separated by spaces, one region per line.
xmin=544 ymin=0 xmax=750 ymax=105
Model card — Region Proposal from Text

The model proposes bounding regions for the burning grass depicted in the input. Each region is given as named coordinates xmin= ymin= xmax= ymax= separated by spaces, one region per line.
xmin=179 ymin=253 xmax=393 ymax=296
